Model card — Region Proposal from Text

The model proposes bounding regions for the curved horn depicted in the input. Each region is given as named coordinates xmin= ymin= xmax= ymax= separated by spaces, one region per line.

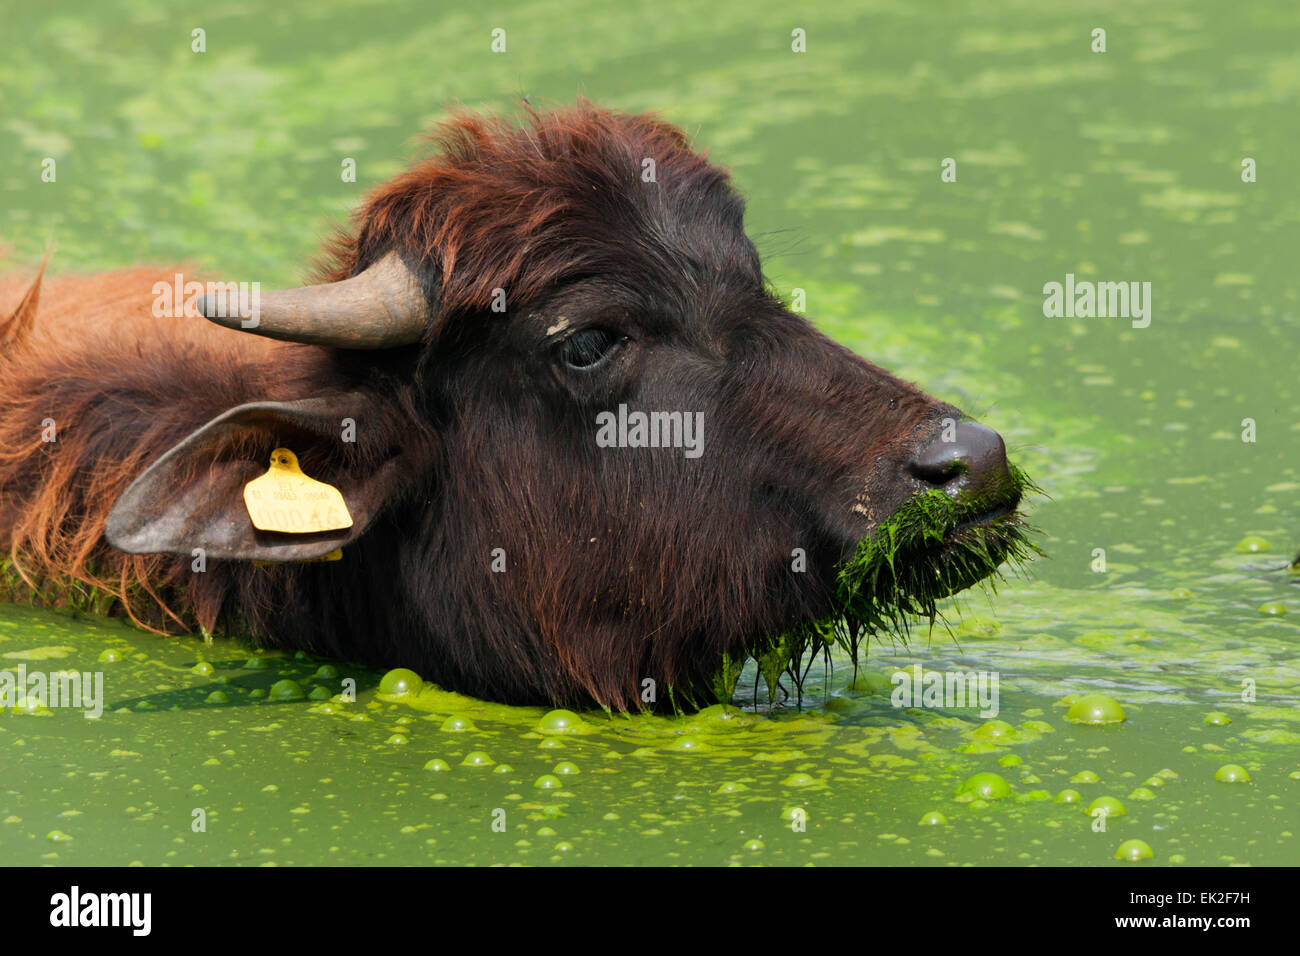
xmin=196 ymin=251 xmax=429 ymax=349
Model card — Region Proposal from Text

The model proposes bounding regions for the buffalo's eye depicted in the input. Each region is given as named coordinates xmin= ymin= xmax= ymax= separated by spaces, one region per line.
xmin=558 ymin=328 xmax=623 ymax=370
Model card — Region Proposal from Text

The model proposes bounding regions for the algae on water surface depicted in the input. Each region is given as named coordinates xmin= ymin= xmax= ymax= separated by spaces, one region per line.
xmin=2 ymin=0 xmax=1298 ymax=864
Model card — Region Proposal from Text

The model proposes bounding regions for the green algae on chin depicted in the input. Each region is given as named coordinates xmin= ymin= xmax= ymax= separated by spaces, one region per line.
xmin=722 ymin=464 xmax=1040 ymax=710
xmin=837 ymin=465 xmax=1039 ymax=631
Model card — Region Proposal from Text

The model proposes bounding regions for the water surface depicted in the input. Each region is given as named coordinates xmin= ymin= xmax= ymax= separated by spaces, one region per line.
xmin=1 ymin=0 xmax=1296 ymax=865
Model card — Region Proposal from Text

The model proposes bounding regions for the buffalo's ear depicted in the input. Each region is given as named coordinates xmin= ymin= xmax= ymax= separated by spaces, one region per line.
xmin=106 ymin=393 xmax=418 ymax=562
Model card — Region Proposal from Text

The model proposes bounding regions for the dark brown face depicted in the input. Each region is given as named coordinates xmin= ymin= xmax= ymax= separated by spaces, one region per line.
xmin=402 ymin=265 xmax=1025 ymax=703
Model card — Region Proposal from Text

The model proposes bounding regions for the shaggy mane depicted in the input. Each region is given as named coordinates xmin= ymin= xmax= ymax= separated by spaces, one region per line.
xmin=315 ymin=99 xmax=742 ymax=333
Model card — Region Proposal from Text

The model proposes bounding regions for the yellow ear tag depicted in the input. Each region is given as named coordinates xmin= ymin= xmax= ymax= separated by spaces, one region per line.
xmin=243 ymin=448 xmax=354 ymax=534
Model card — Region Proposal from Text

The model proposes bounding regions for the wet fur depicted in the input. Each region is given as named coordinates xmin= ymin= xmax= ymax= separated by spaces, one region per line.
xmin=0 ymin=101 xmax=965 ymax=708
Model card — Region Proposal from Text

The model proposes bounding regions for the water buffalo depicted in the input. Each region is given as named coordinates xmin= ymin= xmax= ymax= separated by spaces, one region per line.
xmin=0 ymin=101 xmax=1030 ymax=708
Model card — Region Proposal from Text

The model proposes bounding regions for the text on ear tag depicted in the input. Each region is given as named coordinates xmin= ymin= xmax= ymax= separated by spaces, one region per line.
xmin=243 ymin=448 xmax=353 ymax=534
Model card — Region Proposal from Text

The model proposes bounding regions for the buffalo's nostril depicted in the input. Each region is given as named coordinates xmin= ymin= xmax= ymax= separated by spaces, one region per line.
xmin=909 ymin=421 xmax=1011 ymax=497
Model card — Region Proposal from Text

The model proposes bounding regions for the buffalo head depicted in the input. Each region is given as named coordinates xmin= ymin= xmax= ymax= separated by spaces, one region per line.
xmin=106 ymin=102 xmax=1032 ymax=707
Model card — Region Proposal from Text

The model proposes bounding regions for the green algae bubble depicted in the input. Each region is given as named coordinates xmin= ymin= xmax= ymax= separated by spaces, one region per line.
xmin=1070 ymin=770 xmax=1100 ymax=784
xmin=97 ymin=648 xmax=124 ymax=663
xmin=204 ymin=690 xmax=229 ymax=704
xmin=956 ymin=772 xmax=1012 ymax=800
xmin=248 ymin=688 xmax=266 ymax=699
xmin=955 ymin=741 xmax=1002 ymax=756
xmin=461 ymin=751 xmax=495 ymax=767
xmin=244 ymin=657 xmax=267 ymax=670
xmin=552 ymin=761 xmax=579 ymax=775
xmin=1055 ymin=789 xmax=1083 ymax=804
xmin=538 ymin=709 xmax=586 ymax=734
xmin=998 ymin=754 xmax=1023 ymax=767
xmin=268 ymin=679 xmax=305 ymax=701
xmin=1129 ymin=787 xmax=1157 ymax=801
xmin=918 ymin=810 xmax=948 ymax=825
xmin=423 ymin=759 xmax=451 ymax=772
xmin=742 ymin=839 xmax=765 ymax=851
xmin=845 ymin=672 xmax=893 ymax=695
xmin=534 ymin=775 xmax=563 ymax=790
xmin=781 ymin=773 xmax=818 ymax=788
xmin=1258 ymin=601 xmax=1286 ymax=616
xmin=45 ymin=830 xmax=73 ymax=842
xmin=378 ymin=668 xmax=423 ymax=696
xmin=1086 ymin=796 xmax=1126 ymax=817
xmin=1017 ymin=790 xmax=1051 ymax=803
xmin=384 ymin=733 xmax=409 ymax=745
xmin=973 ymin=720 xmax=1017 ymax=741
xmin=1203 ymin=712 xmax=1232 ymax=726
xmin=1234 ymin=536 xmax=1271 ymax=553
xmin=1020 ymin=720 xmax=1055 ymax=734
xmin=957 ymin=617 xmax=1000 ymax=639
xmin=307 ymin=686 xmax=331 ymax=701
xmin=440 ymin=716 xmax=476 ymax=732
xmin=714 ymin=782 xmax=747 ymax=794
xmin=1065 ymin=693 xmax=1126 ymax=725
xmin=666 ymin=735 xmax=708 ymax=753
xmin=493 ymin=764 xmax=514 ymax=774
xmin=313 ymin=665 xmax=339 ymax=680
xmin=1114 ymin=839 xmax=1154 ymax=862
xmin=1214 ymin=764 xmax=1251 ymax=783
xmin=191 ymin=661 xmax=215 ymax=677
xmin=692 ymin=703 xmax=752 ymax=726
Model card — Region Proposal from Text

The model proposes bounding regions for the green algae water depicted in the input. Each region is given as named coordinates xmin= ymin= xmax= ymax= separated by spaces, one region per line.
xmin=2 ymin=0 xmax=1298 ymax=865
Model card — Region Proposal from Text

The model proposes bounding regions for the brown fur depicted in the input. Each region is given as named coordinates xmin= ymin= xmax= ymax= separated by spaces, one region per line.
xmin=0 ymin=261 xmax=326 ymax=632
xmin=0 ymin=101 xmax=995 ymax=709
xmin=316 ymin=103 xmax=738 ymax=321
